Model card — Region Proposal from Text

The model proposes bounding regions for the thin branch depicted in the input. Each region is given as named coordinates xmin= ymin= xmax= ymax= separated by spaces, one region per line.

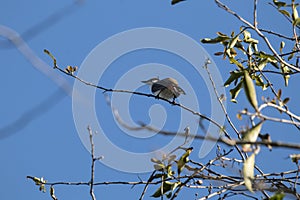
xmin=262 ymin=102 xmax=300 ymax=123
xmin=139 ymin=170 xmax=156 ymax=200
xmin=87 ymin=126 xmax=96 ymax=200
xmin=257 ymin=69 xmax=300 ymax=130
xmin=258 ymin=28 xmax=296 ymax=41
xmin=203 ymin=59 xmax=240 ymax=137
xmin=244 ymin=109 xmax=300 ymax=127
xmin=253 ymin=0 xmax=258 ymax=28
xmin=280 ymin=49 xmax=300 ymax=57
xmin=197 ymin=182 xmax=244 ymax=200
xmin=114 ymin=110 xmax=300 ymax=150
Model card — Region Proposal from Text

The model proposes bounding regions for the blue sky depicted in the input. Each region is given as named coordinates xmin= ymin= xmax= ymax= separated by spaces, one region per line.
xmin=1 ymin=0 xmax=300 ymax=199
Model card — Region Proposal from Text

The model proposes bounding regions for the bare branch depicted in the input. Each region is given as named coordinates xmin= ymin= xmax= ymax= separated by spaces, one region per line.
xmin=87 ymin=126 xmax=97 ymax=200
xmin=114 ymin=108 xmax=300 ymax=150
xmin=203 ymin=59 xmax=240 ymax=137
xmin=253 ymin=0 xmax=258 ymax=28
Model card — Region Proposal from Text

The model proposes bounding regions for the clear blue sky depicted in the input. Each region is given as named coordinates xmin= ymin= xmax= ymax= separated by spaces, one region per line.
xmin=1 ymin=0 xmax=300 ymax=199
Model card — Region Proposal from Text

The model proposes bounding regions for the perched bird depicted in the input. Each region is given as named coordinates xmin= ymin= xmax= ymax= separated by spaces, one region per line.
xmin=141 ymin=77 xmax=186 ymax=102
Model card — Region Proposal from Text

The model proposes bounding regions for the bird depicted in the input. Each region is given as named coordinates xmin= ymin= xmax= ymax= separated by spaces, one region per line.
xmin=141 ymin=77 xmax=186 ymax=102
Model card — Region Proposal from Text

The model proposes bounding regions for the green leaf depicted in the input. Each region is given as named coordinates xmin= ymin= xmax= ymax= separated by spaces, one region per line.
xmin=243 ymin=70 xmax=258 ymax=111
xmin=149 ymin=173 xmax=165 ymax=182
xmin=243 ymin=30 xmax=251 ymax=41
xmin=154 ymin=164 xmax=165 ymax=171
xmin=166 ymin=165 xmax=175 ymax=177
xmin=282 ymin=97 xmax=290 ymax=105
xmin=293 ymin=17 xmax=300 ymax=26
xmin=168 ymin=155 xmax=177 ymax=164
xmin=279 ymin=41 xmax=285 ymax=54
xmin=228 ymin=34 xmax=240 ymax=49
xmin=201 ymin=36 xmax=230 ymax=44
xmin=214 ymin=51 xmax=224 ymax=56
xmin=281 ymin=65 xmax=291 ymax=86
xmin=216 ymin=32 xmax=228 ymax=37
xmin=243 ymin=30 xmax=259 ymax=44
xmin=230 ymin=81 xmax=243 ymax=103
xmin=290 ymin=154 xmax=300 ymax=163
xmin=241 ymin=121 xmax=264 ymax=152
xmin=224 ymin=71 xmax=243 ymax=87
xmin=288 ymin=52 xmax=294 ymax=60
xmin=273 ymin=0 xmax=287 ymax=8
xmin=256 ymin=58 xmax=269 ymax=71
xmin=243 ymin=153 xmax=256 ymax=192
xmin=151 ymin=158 xmax=162 ymax=164
xmin=255 ymin=51 xmax=277 ymax=63
xmin=229 ymin=57 xmax=244 ymax=70
xmin=151 ymin=181 xmax=180 ymax=198
xmin=65 ymin=66 xmax=78 ymax=74
xmin=29 ymin=176 xmax=47 ymax=193
xmin=226 ymin=48 xmax=238 ymax=58
xmin=166 ymin=192 xmax=172 ymax=198
xmin=269 ymin=192 xmax=285 ymax=200
xmin=279 ymin=9 xmax=291 ymax=17
xmin=254 ymin=75 xmax=267 ymax=90
xmin=177 ymin=147 xmax=193 ymax=175
xmin=277 ymin=89 xmax=282 ymax=99
xmin=292 ymin=5 xmax=299 ymax=21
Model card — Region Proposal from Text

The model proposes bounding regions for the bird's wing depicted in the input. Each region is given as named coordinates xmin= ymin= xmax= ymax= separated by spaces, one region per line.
xmin=151 ymin=83 xmax=166 ymax=93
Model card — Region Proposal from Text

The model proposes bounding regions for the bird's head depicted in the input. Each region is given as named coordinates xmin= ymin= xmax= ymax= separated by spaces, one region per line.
xmin=141 ymin=77 xmax=160 ymax=85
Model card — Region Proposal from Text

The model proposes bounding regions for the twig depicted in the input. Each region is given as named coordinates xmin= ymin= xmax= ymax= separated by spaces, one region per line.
xmin=87 ymin=126 xmax=96 ymax=200
xmin=203 ymin=59 xmax=241 ymax=138
xmin=139 ymin=170 xmax=156 ymax=200
xmin=114 ymin=110 xmax=300 ymax=150
xmin=197 ymin=182 xmax=244 ymax=200
xmin=258 ymin=28 xmax=296 ymax=41
xmin=253 ymin=0 xmax=258 ymax=28
xmin=262 ymin=102 xmax=300 ymax=122
xmin=244 ymin=109 xmax=300 ymax=127
xmin=257 ymin=69 xmax=300 ymax=130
